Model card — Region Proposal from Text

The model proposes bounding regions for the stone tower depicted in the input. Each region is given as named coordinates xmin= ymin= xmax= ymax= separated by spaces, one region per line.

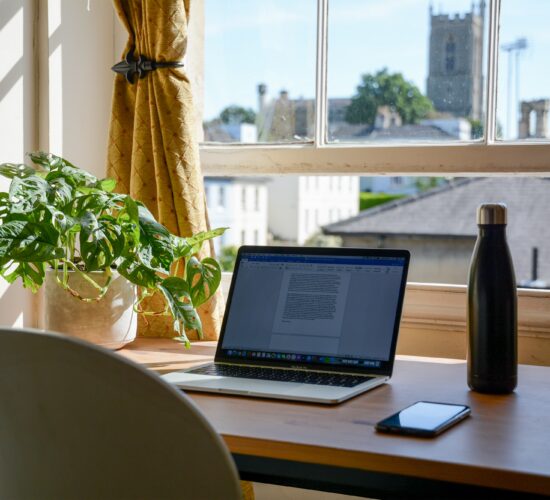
xmin=426 ymin=1 xmax=485 ymax=120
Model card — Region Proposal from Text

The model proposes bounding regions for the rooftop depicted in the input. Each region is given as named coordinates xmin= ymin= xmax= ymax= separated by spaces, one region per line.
xmin=324 ymin=177 xmax=550 ymax=281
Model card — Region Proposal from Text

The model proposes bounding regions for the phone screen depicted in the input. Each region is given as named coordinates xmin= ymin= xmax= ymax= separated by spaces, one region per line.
xmin=376 ymin=401 xmax=470 ymax=436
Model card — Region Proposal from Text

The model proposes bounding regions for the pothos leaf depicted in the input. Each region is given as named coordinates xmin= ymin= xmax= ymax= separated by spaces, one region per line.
xmin=117 ymin=257 xmax=160 ymax=289
xmin=97 ymin=178 xmax=116 ymax=192
xmin=79 ymin=213 xmax=125 ymax=271
xmin=136 ymin=204 xmax=174 ymax=274
xmin=158 ymin=277 xmax=202 ymax=342
xmin=173 ymin=227 xmax=228 ymax=259
xmin=0 ymin=221 xmax=62 ymax=262
xmin=0 ymin=163 xmax=37 ymax=179
xmin=0 ymin=261 xmax=46 ymax=293
xmin=186 ymin=256 xmax=222 ymax=308
xmin=9 ymin=175 xmax=51 ymax=213
xmin=28 ymin=151 xmax=62 ymax=170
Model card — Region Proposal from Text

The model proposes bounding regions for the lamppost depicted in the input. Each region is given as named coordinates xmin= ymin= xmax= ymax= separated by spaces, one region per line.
xmin=501 ymin=38 xmax=528 ymax=139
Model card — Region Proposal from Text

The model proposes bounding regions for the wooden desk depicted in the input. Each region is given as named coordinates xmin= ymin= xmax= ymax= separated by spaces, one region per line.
xmin=120 ymin=338 xmax=550 ymax=499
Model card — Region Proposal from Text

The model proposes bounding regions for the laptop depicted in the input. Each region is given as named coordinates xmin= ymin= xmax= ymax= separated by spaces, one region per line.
xmin=162 ymin=246 xmax=410 ymax=404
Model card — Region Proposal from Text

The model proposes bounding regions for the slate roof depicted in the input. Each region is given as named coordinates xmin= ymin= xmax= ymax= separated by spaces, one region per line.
xmin=324 ymin=177 xmax=550 ymax=282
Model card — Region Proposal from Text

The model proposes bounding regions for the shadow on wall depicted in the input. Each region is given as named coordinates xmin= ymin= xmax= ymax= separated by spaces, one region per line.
xmin=0 ymin=0 xmax=36 ymax=160
xmin=0 ymin=0 xmax=39 ymax=327
xmin=0 ymin=283 xmax=33 ymax=327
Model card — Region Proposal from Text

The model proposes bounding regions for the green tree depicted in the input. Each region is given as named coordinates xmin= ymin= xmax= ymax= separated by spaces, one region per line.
xmin=219 ymin=245 xmax=239 ymax=272
xmin=345 ymin=69 xmax=433 ymax=126
xmin=220 ymin=105 xmax=256 ymax=125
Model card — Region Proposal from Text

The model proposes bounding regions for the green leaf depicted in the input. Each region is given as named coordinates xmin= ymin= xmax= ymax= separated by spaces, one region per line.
xmin=117 ymin=197 xmax=140 ymax=254
xmin=136 ymin=204 xmax=174 ymax=274
xmin=47 ymin=207 xmax=80 ymax=234
xmin=186 ymin=256 xmax=221 ymax=308
xmin=48 ymin=177 xmax=74 ymax=208
xmin=28 ymin=151 xmax=62 ymax=170
xmin=0 ymin=163 xmax=37 ymax=179
xmin=79 ymin=213 xmax=124 ymax=271
xmin=9 ymin=175 xmax=51 ymax=213
xmin=1 ymin=261 xmax=46 ymax=292
xmin=117 ymin=257 xmax=160 ymax=288
xmin=173 ymin=227 xmax=228 ymax=259
xmin=158 ymin=277 xmax=202 ymax=340
xmin=0 ymin=221 xmax=62 ymax=262
xmin=0 ymin=192 xmax=11 ymax=219
xmin=97 ymin=178 xmax=116 ymax=192
xmin=70 ymin=191 xmax=123 ymax=217
xmin=46 ymin=165 xmax=97 ymax=189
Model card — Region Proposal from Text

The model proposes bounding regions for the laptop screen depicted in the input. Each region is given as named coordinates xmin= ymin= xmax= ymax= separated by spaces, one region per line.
xmin=217 ymin=247 xmax=409 ymax=374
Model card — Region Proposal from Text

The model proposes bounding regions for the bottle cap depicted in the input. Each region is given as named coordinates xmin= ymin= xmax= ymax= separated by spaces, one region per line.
xmin=477 ymin=203 xmax=507 ymax=225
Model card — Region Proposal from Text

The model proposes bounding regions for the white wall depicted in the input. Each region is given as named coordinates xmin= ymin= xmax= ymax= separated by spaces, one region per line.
xmin=268 ymin=176 xmax=359 ymax=244
xmin=0 ymin=0 xmax=117 ymax=327
xmin=267 ymin=176 xmax=299 ymax=241
xmin=44 ymin=0 xmax=115 ymax=177
xmin=0 ymin=0 xmax=38 ymax=326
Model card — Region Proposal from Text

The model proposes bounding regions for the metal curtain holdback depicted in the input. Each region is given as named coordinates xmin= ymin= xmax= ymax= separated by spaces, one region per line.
xmin=111 ymin=45 xmax=184 ymax=84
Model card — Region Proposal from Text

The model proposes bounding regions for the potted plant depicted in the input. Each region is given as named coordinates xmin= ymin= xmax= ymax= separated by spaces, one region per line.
xmin=0 ymin=152 xmax=224 ymax=348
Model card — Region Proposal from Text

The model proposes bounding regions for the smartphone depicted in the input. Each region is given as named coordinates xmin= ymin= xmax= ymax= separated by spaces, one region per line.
xmin=375 ymin=401 xmax=471 ymax=437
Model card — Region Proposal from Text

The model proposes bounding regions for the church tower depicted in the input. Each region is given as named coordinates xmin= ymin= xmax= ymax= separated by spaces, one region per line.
xmin=426 ymin=1 xmax=485 ymax=120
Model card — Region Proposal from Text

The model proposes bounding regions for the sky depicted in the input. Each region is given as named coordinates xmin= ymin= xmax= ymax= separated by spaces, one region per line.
xmin=204 ymin=0 xmax=550 ymax=138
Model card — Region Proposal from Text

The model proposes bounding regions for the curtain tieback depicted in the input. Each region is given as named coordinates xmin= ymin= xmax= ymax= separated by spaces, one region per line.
xmin=111 ymin=46 xmax=184 ymax=84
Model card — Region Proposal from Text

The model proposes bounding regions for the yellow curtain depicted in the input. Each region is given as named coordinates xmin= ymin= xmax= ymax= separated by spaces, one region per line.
xmin=106 ymin=0 xmax=223 ymax=341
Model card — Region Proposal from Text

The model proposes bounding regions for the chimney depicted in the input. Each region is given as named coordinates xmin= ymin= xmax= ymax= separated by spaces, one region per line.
xmin=257 ymin=83 xmax=267 ymax=112
xmin=532 ymin=247 xmax=539 ymax=281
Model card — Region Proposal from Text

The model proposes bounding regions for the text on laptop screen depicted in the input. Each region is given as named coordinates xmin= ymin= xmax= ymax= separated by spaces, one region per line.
xmin=220 ymin=252 xmax=406 ymax=369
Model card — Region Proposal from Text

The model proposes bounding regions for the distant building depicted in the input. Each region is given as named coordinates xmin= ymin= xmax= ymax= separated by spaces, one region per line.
xmin=205 ymin=177 xmax=268 ymax=254
xmin=204 ymin=122 xmax=257 ymax=143
xmin=427 ymin=2 xmax=486 ymax=120
xmin=268 ymin=176 xmax=359 ymax=245
xmin=519 ymin=99 xmax=550 ymax=139
xmin=324 ymin=177 xmax=550 ymax=287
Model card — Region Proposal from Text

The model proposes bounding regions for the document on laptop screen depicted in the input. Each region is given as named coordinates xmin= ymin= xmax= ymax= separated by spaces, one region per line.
xmin=221 ymin=253 xmax=405 ymax=362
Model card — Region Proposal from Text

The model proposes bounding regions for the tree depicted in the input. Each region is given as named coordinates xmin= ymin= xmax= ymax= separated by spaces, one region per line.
xmin=220 ymin=105 xmax=256 ymax=125
xmin=345 ymin=69 xmax=433 ymax=126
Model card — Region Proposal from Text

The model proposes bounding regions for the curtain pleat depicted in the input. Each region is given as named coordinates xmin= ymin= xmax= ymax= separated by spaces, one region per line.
xmin=107 ymin=0 xmax=223 ymax=341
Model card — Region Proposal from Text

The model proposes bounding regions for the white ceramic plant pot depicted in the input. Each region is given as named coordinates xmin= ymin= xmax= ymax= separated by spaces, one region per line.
xmin=44 ymin=269 xmax=137 ymax=350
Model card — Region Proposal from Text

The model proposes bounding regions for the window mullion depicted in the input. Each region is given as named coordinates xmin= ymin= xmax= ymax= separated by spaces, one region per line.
xmin=485 ymin=0 xmax=501 ymax=144
xmin=314 ymin=0 xmax=329 ymax=148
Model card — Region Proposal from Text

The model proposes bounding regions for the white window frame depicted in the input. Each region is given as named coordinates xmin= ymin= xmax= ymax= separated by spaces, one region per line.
xmin=199 ymin=0 xmax=550 ymax=175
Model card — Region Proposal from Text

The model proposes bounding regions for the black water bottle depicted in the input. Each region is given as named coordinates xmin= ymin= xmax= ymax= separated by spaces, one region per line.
xmin=468 ymin=203 xmax=517 ymax=394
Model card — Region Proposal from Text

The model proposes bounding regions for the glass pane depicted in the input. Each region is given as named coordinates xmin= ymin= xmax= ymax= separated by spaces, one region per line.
xmin=327 ymin=1 xmax=488 ymax=143
xmin=206 ymin=175 xmax=549 ymax=289
xmin=203 ymin=0 xmax=317 ymax=144
xmin=496 ymin=1 xmax=550 ymax=141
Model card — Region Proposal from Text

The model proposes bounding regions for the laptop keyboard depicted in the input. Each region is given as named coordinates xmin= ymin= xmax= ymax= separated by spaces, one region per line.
xmin=188 ymin=364 xmax=373 ymax=387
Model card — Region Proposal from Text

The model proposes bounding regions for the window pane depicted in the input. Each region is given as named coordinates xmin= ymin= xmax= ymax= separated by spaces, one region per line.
xmin=203 ymin=0 xmax=317 ymax=143
xmin=496 ymin=1 xmax=550 ymax=141
xmin=327 ymin=1 xmax=488 ymax=143
xmin=206 ymin=174 xmax=549 ymax=289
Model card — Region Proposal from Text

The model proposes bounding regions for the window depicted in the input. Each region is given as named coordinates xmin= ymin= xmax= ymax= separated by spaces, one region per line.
xmin=445 ymin=36 xmax=456 ymax=73
xmin=200 ymin=0 xmax=550 ymax=174
xmin=218 ymin=186 xmax=225 ymax=207
xmin=197 ymin=2 xmax=550 ymax=342
xmin=241 ymin=187 xmax=247 ymax=210
xmin=254 ymin=187 xmax=260 ymax=211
